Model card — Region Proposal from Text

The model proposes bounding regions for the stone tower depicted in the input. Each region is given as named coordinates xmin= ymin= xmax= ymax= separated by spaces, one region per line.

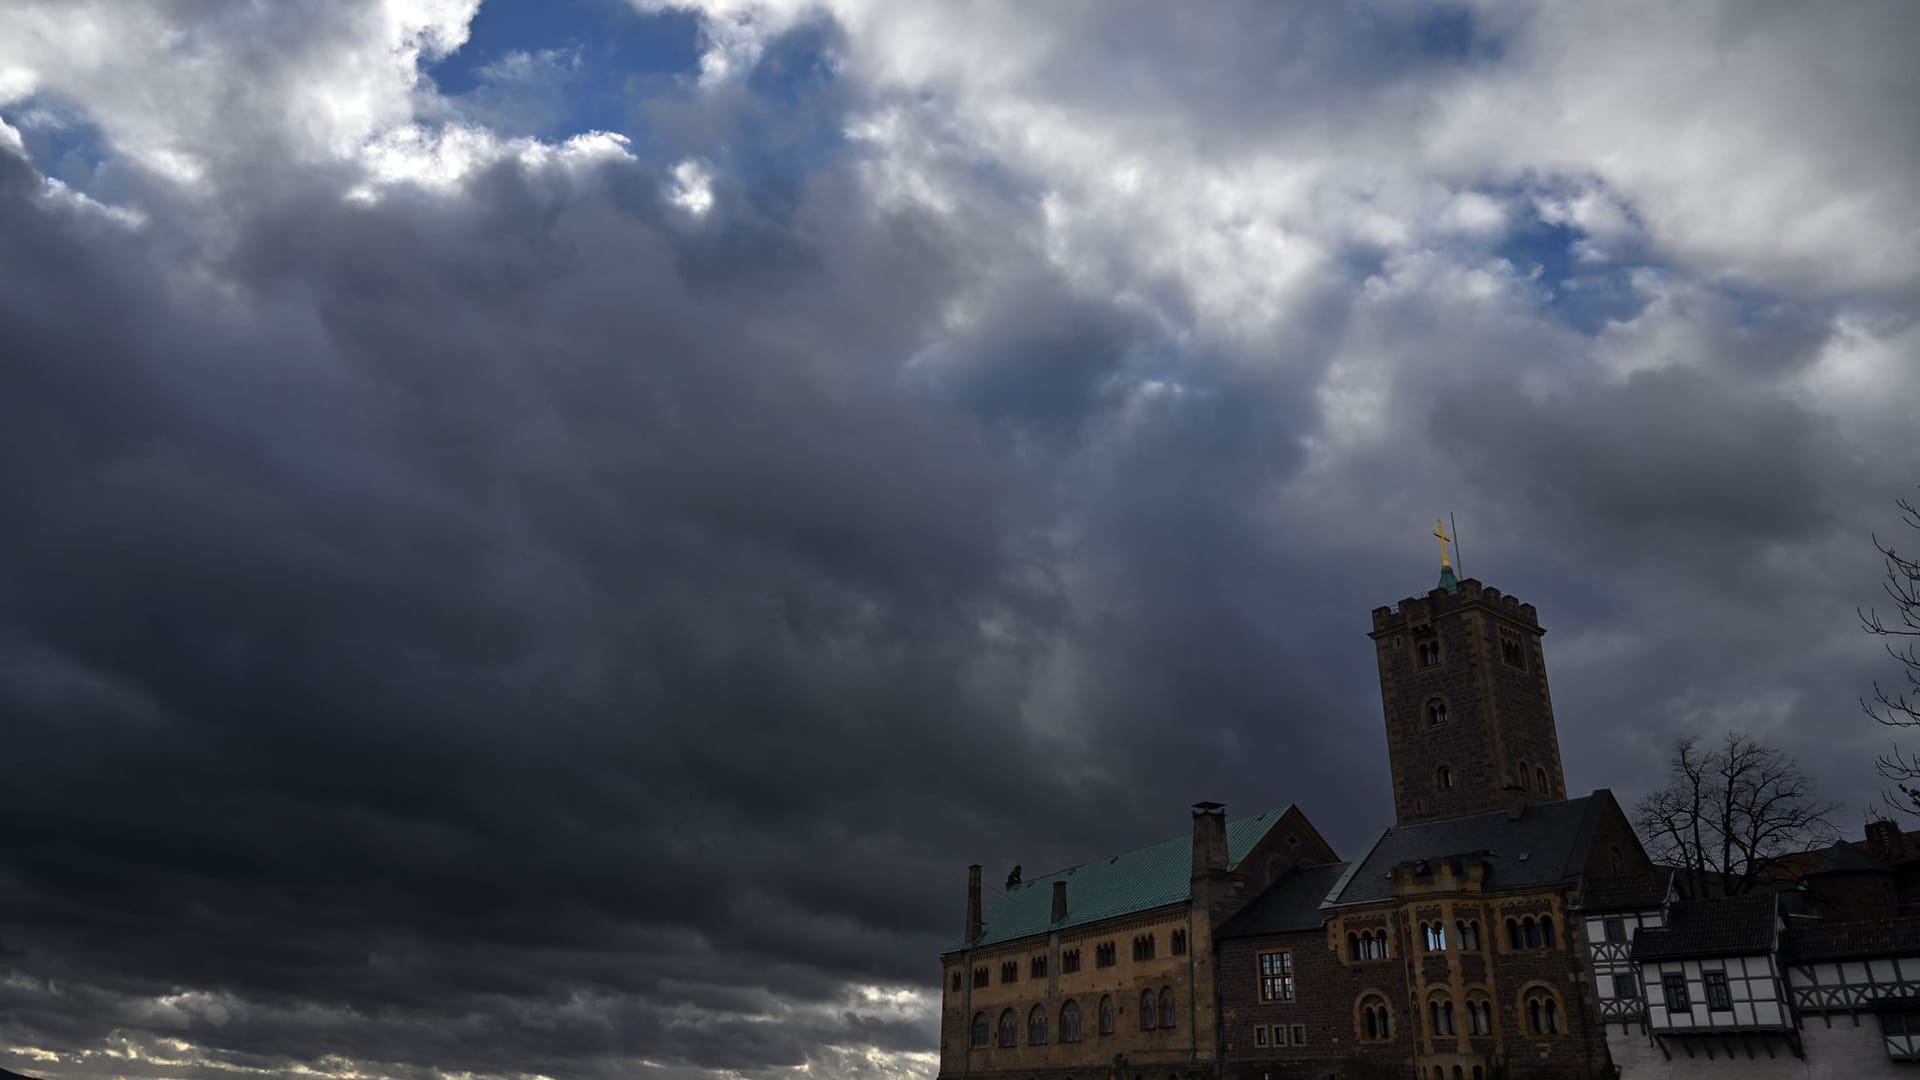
xmin=1368 ymin=544 xmax=1566 ymax=825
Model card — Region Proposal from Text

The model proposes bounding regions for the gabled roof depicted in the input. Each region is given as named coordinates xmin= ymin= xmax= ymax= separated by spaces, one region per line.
xmin=1325 ymin=794 xmax=1610 ymax=906
xmin=1578 ymin=871 xmax=1674 ymax=913
xmin=1786 ymin=916 xmax=1920 ymax=962
xmin=1216 ymin=862 xmax=1351 ymax=939
xmin=1803 ymin=841 xmax=1889 ymax=876
xmin=950 ymin=806 xmax=1296 ymax=952
xmin=1632 ymin=894 xmax=1779 ymax=961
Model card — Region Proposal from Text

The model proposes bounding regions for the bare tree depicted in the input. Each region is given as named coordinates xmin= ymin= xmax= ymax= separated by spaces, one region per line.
xmin=1863 ymin=491 xmax=1920 ymax=814
xmin=1635 ymin=731 xmax=1840 ymax=897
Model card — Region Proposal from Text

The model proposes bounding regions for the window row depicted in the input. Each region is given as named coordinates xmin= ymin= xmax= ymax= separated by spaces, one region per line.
xmin=1505 ymin=914 xmax=1557 ymax=950
xmin=1346 ymin=929 xmax=1391 ymax=962
xmin=1252 ymin=1022 xmax=1307 ymax=1048
xmin=961 ymin=932 xmax=1181 ymax=991
xmin=1421 ymin=919 xmax=1481 ymax=952
xmin=1660 ymin=971 xmax=1733 ymax=1012
xmin=1517 ymin=759 xmax=1551 ymax=794
xmin=968 ymin=989 xmax=1179 ymax=1050
xmin=1360 ymin=987 xmax=1561 ymax=1042
xmin=1424 ymin=991 xmax=1492 ymax=1037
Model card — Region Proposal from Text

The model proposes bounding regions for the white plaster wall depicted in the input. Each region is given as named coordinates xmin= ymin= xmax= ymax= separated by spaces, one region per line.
xmin=1606 ymin=1018 xmax=1903 ymax=1079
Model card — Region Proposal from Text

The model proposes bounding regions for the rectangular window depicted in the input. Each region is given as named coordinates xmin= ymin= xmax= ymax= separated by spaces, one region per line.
xmin=1062 ymin=948 xmax=1080 ymax=973
xmin=1258 ymin=951 xmax=1294 ymax=1001
xmin=1096 ymin=942 xmax=1115 ymax=968
xmin=950 ymin=972 xmax=961 ymax=992
xmin=1271 ymin=1023 xmax=1288 ymax=1046
xmin=1030 ymin=955 xmax=1047 ymax=978
xmin=1254 ymin=1025 xmax=1267 ymax=1047
xmin=1172 ymin=929 xmax=1187 ymax=955
xmin=1291 ymin=1023 xmax=1305 ymax=1045
xmin=1000 ymin=961 xmax=1017 ymax=983
xmin=972 ymin=967 xmax=987 ymax=988
xmin=1615 ymin=973 xmax=1639 ymax=999
xmin=1604 ymin=917 xmax=1626 ymax=943
xmin=1704 ymin=971 xmax=1732 ymax=1011
xmin=1662 ymin=973 xmax=1689 ymax=1012
xmin=1132 ymin=934 xmax=1157 ymax=961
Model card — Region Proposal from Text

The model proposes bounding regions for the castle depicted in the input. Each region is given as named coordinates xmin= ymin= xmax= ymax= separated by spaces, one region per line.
xmin=936 ymin=537 xmax=1920 ymax=1079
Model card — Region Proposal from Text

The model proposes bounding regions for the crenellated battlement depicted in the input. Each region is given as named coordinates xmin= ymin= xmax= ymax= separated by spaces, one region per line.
xmin=1369 ymin=577 xmax=1541 ymax=634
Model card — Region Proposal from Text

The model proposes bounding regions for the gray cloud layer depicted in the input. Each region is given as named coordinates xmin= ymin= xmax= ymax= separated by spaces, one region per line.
xmin=1 ymin=1 xmax=1916 ymax=1077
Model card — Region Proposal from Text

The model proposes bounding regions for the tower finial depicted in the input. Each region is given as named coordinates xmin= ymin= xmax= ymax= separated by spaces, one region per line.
xmin=1433 ymin=517 xmax=1459 ymax=594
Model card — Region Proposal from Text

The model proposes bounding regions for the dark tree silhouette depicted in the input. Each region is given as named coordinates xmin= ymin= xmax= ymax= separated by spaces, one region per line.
xmin=1635 ymin=731 xmax=1839 ymax=897
xmin=1864 ymin=491 xmax=1920 ymax=814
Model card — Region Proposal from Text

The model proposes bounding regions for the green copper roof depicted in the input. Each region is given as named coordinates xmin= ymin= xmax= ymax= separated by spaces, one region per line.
xmin=950 ymin=806 xmax=1294 ymax=953
xmin=1437 ymin=564 xmax=1460 ymax=594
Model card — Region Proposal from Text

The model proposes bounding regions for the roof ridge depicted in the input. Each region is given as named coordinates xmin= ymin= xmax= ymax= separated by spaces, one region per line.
xmin=1007 ymin=804 xmax=1294 ymax=887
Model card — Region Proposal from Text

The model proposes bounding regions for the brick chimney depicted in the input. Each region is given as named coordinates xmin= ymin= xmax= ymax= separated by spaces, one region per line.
xmin=1052 ymin=880 xmax=1068 ymax=923
xmin=965 ymin=864 xmax=983 ymax=944
xmin=1867 ymin=819 xmax=1908 ymax=864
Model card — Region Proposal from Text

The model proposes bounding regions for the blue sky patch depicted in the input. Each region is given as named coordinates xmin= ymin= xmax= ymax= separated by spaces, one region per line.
xmin=426 ymin=0 xmax=702 ymax=139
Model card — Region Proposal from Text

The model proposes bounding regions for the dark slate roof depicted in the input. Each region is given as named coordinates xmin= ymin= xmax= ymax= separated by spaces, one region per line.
xmin=1803 ymin=842 xmax=1890 ymax=876
xmin=1786 ymin=916 xmax=1920 ymax=962
xmin=1631 ymin=895 xmax=1779 ymax=961
xmin=1578 ymin=871 xmax=1674 ymax=913
xmin=1325 ymin=794 xmax=1609 ymax=906
xmin=1216 ymin=862 xmax=1351 ymax=939
xmin=951 ymin=806 xmax=1295 ymax=952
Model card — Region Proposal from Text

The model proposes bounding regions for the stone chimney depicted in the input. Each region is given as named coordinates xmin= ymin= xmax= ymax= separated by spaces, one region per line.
xmin=1192 ymin=801 xmax=1229 ymax=877
xmin=1052 ymin=880 xmax=1068 ymax=923
xmin=965 ymin=864 xmax=983 ymax=944
xmin=1867 ymin=819 xmax=1908 ymax=864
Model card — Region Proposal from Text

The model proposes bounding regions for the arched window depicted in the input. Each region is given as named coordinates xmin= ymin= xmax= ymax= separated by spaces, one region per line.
xmin=1437 ymin=765 xmax=1454 ymax=791
xmin=1452 ymin=1067 xmax=1465 ymax=1080
xmin=1506 ymin=918 xmax=1522 ymax=950
xmin=971 ymin=1012 xmax=988 ymax=1048
xmin=1541 ymin=915 xmax=1556 ymax=948
xmin=1140 ymin=990 xmax=1157 ymax=1031
xmin=1159 ymin=987 xmax=1176 ymax=1030
xmin=1427 ymin=698 xmax=1449 ymax=726
xmin=1518 ymin=762 xmax=1531 ymax=790
xmin=1347 ymin=931 xmax=1361 ymax=961
xmin=998 ymin=1008 xmax=1017 ymax=1048
xmin=1028 ymin=1004 xmax=1047 ymax=1045
xmin=1457 ymin=919 xmax=1480 ymax=951
xmin=1428 ymin=992 xmax=1456 ymax=1035
xmin=1524 ymin=917 xmax=1541 ymax=948
xmin=1465 ymin=992 xmax=1493 ymax=1035
xmin=1523 ymin=987 xmax=1562 ymax=1035
xmin=1358 ymin=994 xmax=1392 ymax=1041
xmin=1536 ymin=766 xmax=1549 ymax=792
xmin=1098 ymin=994 xmax=1115 ymax=1035
xmin=1060 ymin=999 xmax=1081 ymax=1043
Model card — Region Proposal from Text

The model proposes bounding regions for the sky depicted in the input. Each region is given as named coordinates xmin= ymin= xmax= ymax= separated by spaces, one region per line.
xmin=0 ymin=1 xmax=1916 ymax=1078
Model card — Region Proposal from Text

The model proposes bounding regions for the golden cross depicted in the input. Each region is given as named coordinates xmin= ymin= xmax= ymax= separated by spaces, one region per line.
xmin=1433 ymin=517 xmax=1452 ymax=568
